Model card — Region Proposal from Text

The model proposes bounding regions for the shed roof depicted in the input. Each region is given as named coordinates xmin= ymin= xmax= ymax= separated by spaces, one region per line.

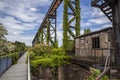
xmin=76 ymin=27 xmax=113 ymax=39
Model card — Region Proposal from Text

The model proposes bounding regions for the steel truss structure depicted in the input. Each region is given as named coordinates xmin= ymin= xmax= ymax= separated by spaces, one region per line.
xmin=32 ymin=0 xmax=62 ymax=47
xmin=32 ymin=0 xmax=80 ymax=49
xmin=63 ymin=0 xmax=80 ymax=51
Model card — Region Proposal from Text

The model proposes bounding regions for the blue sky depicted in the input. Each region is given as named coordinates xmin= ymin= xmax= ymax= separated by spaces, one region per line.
xmin=0 ymin=0 xmax=111 ymax=46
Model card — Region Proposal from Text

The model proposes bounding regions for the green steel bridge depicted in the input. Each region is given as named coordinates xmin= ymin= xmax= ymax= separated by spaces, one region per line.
xmin=0 ymin=0 xmax=120 ymax=80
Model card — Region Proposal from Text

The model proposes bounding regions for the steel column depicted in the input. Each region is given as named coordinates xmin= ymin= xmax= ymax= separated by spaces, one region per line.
xmin=47 ymin=11 xmax=57 ymax=47
xmin=63 ymin=0 xmax=80 ymax=52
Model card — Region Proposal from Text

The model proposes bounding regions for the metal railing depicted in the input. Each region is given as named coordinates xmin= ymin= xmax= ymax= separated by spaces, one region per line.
xmin=27 ymin=52 xmax=31 ymax=80
xmin=76 ymin=48 xmax=114 ymax=64
xmin=0 ymin=56 xmax=12 ymax=76
xmin=0 ymin=52 xmax=25 ymax=76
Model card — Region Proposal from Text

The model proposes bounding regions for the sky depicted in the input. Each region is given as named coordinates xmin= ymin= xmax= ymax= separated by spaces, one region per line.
xmin=0 ymin=0 xmax=112 ymax=46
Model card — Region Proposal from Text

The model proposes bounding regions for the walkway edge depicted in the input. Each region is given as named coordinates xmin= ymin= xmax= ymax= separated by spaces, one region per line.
xmin=27 ymin=52 xmax=31 ymax=80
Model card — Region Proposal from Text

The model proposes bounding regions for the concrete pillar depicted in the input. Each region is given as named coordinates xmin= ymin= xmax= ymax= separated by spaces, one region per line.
xmin=58 ymin=66 xmax=66 ymax=80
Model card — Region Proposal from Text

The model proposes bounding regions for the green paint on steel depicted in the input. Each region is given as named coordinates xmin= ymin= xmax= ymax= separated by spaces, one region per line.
xmin=46 ymin=20 xmax=50 ymax=44
xmin=63 ymin=0 xmax=80 ymax=52
xmin=75 ymin=0 xmax=80 ymax=36
xmin=41 ymin=29 xmax=44 ymax=44
xmin=63 ymin=0 xmax=69 ymax=51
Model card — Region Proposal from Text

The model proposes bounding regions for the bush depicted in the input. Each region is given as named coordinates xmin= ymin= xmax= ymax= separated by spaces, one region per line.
xmin=28 ymin=44 xmax=70 ymax=73
xmin=9 ymin=52 xmax=19 ymax=64
xmin=87 ymin=68 xmax=108 ymax=80
xmin=31 ymin=53 xmax=69 ymax=68
xmin=29 ymin=44 xmax=51 ymax=56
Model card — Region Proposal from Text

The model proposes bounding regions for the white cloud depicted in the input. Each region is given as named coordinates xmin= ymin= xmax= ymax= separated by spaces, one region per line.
xmin=0 ymin=0 xmax=112 ymax=46
xmin=0 ymin=0 xmax=50 ymax=23
xmin=81 ymin=5 xmax=104 ymax=19
xmin=0 ymin=16 xmax=38 ymax=35
xmin=6 ymin=35 xmax=34 ymax=46
xmin=57 ymin=31 xmax=63 ymax=47
xmin=90 ymin=24 xmax=112 ymax=32
xmin=30 ymin=8 xmax=37 ymax=12
xmin=81 ymin=22 xmax=91 ymax=27
xmin=88 ymin=17 xmax=110 ymax=25
xmin=100 ymin=24 xmax=112 ymax=29
xmin=81 ymin=30 xmax=84 ymax=35
xmin=92 ymin=8 xmax=104 ymax=16
xmin=0 ymin=0 xmax=52 ymax=46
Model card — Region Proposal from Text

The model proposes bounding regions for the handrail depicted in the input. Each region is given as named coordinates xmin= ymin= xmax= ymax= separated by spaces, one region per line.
xmin=95 ymin=41 xmax=111 ymax=80
xmin=75 ymin=48 xmax=114 ymax=63
xmin=0 ymin=52 xmax=24 ymax=76
xmin=27 ymin=52 xmax=31 ymax=80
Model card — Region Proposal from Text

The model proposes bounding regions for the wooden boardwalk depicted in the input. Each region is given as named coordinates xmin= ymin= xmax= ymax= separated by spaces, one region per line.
xmin=0 ymin=53 xmax=27 ymax=80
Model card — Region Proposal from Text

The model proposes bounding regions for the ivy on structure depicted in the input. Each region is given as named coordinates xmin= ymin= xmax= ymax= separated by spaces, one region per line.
xmin=63 ymin=0 xmax=81 ymax=53
xmin=63 ymin=0 xmax=69 ymax=52
xmin=46 ymin=20 xmax=50 ymax=45
xmin=41 ymin=29 xmax=44 ymax=44
xmin=75 ymin=0 xmax=80 ymax=36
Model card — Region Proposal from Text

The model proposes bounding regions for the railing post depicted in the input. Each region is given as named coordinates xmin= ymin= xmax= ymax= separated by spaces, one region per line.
xmin=102 ymin=50 xmax=104 ymax=63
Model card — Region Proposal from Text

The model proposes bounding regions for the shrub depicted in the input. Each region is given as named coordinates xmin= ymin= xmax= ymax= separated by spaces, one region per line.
xmin=9 ymin=52 xmax=19 ymax=64
xmin=87 ymin=68 xmax=109 ymax=80
xmin=28 ymin=44 xmax=70 ymax=73
xmin=29 ymin=44 xmax=51 ymax=56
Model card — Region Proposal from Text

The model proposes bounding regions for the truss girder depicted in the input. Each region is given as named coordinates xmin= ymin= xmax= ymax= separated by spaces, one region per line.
xmin=32 ymin=0 xmax=80 ymax=49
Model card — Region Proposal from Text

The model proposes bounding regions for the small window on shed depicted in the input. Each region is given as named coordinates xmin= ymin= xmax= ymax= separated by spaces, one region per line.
xmin=92 ymin=37 xmax=100 ymax=48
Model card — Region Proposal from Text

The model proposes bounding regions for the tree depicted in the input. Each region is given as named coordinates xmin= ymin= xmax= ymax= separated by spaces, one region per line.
xmin=0 ymin=23 xmax=8 ymax=56
xmin=6 ymin=42 xmax=16 ymax=53
xmin=0 ymin=23 xmax=8 ymax=39
xmin=84 ymin=28 xmax=91 ymax=35
xmin=14 ymin=41 xmax=26 ymax=52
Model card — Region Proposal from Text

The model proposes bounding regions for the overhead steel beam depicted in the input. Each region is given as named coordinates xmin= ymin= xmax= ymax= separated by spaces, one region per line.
xmin=38 ymin=0 xmax=62 ymax=30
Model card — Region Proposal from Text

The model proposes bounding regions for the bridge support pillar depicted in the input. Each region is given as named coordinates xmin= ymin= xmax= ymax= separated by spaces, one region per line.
xmin=47 ymin=11 xmax=57 ymax=47
xmin=112 ymin=0 xmax=120 ymax=69
xmin=63 ymin=0 xmax=80 ymax=53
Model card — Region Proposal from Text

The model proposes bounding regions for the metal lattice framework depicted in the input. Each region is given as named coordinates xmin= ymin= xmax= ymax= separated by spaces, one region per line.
xmin=32 ymin=0 xmax=80 ymax=49
xmin=32 ymin=0 xmax=62 ymax=47
xmin=63 ymin=0 xmax=80 ymax=52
